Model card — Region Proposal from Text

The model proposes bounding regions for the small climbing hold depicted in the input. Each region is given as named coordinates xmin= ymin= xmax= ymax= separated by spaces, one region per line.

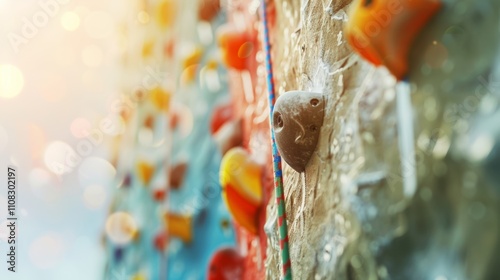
xmin=121 ymin=173 xmax=132 ymax=188
xmin=207 ymin=247 xmax=244 ymax=280
xmin=137 ymin=161 xmax=155 ymax=185
xmin=169 ymin=161 xmax=188 ymax=189
xmin=131 ymin=272 xmax=147 ymax=280
xmin=273 ymin=91 xmax=325 ymax=172
xmin=156 ymin=0 xmax=176 ymax=29
xmin=113 ymin=247 xmax=124 ymax=263
xmin=153 ymin=230 xmax=169 ymax=252
xmin=180 ymin=64 xmax=198 ymax=85
xmin=144 ymin=115 xmax=155 ymax=129
xmin=182 ymin=47 xmax=203 ymax=69
xmin=210 ymin=102 xmax=242 ymax=154
xmin=150 ymin=87 xmax=171 ymax=111
xmin=164 ymin=212 xmax=193 ymax=243
xmin=345 ymin=0 xmax=442 ymax=80
xmin=152 ymin=188 xmax=167 ymax=201
xmin=198 ymin=0 xmax=220 ymax=22
xmin=142 ymin=40 xmax=155 ymax=58
xmin=210 ymin=102 xmax=234 ymax=135
xmin=220 ymin=147 xmax=263 ymax=234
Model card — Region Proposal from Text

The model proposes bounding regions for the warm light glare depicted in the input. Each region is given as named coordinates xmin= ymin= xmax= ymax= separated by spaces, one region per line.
xmin=43 ymin=141 xmax=76 ymax=175
xmin=0 ymin=64 xmax=24 ymax=99
xmin=137 ymin=11 xmax=150 ymax=24
xmin=84 ymin=11 xmax=114 ymax=39
xmin=61 ymin=12 xmax=81 ymax=31
xmin=70 ymin=118 xmax=92 ymax=138
xmin=82 ymin=45 xmax=103 ymax=67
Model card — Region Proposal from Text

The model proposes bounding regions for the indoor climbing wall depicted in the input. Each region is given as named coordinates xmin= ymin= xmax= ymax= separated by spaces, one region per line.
xmin=103 ymin=0 xmax=244 ymax=279
xmin=101 ymin=0 xmax=500 ymax=279
xmin=102 ymin=0 xmax=177 ymax=279
xmin=264 ymin=0 xmax=500 ymax=279
xmin=164 ymin=0 xmax=240 ymax=278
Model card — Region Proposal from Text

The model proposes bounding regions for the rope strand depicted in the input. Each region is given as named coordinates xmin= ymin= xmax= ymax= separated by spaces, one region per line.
xmin=260 ymin=1 xmax=292 ymax=279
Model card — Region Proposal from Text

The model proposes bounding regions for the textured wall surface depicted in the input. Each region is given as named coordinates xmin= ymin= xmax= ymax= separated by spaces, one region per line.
xmin=265 ymin=0 xmax=500 ymax=279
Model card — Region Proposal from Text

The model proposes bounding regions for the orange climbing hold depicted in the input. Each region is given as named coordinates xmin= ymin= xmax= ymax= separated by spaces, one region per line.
xmin=217 ymin=24 xmax=253 ymax=71
xmin=219 ymin=147 xmax=263 ymax=234
xmin=345 ymin=0 xmax=441 ymax=80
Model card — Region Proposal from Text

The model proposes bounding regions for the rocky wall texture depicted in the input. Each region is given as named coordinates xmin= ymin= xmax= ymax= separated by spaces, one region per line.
xmin=265 ymin=0 xmax=500 ymax=279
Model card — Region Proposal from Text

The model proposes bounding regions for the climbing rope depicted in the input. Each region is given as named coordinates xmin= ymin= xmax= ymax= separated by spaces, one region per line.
xmin=260 ymin=1 xmax=292 ymax=279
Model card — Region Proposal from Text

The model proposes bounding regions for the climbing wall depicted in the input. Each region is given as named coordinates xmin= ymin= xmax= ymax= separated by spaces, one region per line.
xmin=102 ymin=0 xmax=500 ymax=279
xmin=103 ymin=0 xmax=239 ymax=279
xmin=265 ymin=0 xmax=500 ymax=279
xmin=263 ymin=0 xmax=401 ymax=278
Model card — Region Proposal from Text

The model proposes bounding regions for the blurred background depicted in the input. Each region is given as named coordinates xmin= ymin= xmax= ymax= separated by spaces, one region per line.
xmin=0 ymin=0 xmax=249 ymax=279
xmin=0 ymin=1 xmax=134 ymax=279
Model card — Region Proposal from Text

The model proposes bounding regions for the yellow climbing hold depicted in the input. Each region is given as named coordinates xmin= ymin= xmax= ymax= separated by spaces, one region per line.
xmin=137 ymin=161 xmax=155 ymax=185
xmin=182 ymin=47 xmax=203 ymax=69
xmin=219 ymin=147 xmax=263 ymax=234
xmin=164 ymin=212 xmax=193 ymax=243
xmin=150 ymin=87 xmax=171 ymax=111
xmin=156 ymin=0 xmax=176 ymax=29
xmin=142 ymin=40 xmax=155 ymax=58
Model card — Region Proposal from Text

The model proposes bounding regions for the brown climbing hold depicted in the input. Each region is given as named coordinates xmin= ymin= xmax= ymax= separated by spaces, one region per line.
xmin=273 ymin=91 xmax=325 ymax=172
xmin=198 ymin=0 xmax=220 ymax=22
xmin=169 ymin=161 xmax=188 ymax=189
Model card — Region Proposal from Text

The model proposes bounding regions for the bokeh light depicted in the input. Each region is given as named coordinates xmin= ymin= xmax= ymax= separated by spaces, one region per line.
xmin=83 ymin=184 xmax=107 ymax=210
xmin=105 ymin=212 xmax=138 ymax=245
xmin=29 ymin=168 xmax=51 ymax=190
xmin=137 ymin=11 xmax=150 ymax=24
xmin=0 ymin=64 xmax=24 ymax=99
xmin=70 ymin=118 xmax=92 ymax=138
xmin=29 ymin=234 xmax=66 ymax=269
xmin=29 ymin=168 xmax=60 ymax=202
xmin=82 ymin=45 xmax=104 ymax=67
xmin=44 ymin=141 xmax=77 ymax=175
xmin=84 ymin=11 xmax=114 ymax=39
xmin=61 ymin=11 xmax=81 ymax=31
xmin=78 ymin=157 xmax=116 ymax=187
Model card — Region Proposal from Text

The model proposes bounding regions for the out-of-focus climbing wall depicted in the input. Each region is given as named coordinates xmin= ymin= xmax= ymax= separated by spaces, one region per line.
xmin=103 ymin=0 xmax=239 ymax=279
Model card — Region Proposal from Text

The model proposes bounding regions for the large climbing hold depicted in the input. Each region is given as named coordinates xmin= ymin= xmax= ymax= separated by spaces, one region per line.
xmin=219 ymin=147 xmax=263 ymax=234
xmin=273 ymin=91 xmax=325 ymax=173
xmin=345 ymin=0 xmax=442 ymax=80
